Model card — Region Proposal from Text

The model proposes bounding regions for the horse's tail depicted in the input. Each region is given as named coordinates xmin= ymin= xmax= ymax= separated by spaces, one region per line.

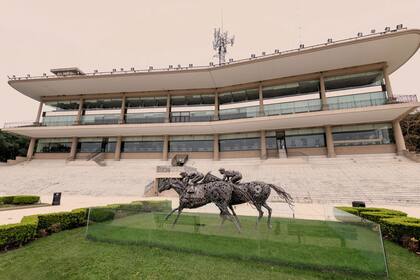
xmin=268 ymin=183 xmax=294 ymax=208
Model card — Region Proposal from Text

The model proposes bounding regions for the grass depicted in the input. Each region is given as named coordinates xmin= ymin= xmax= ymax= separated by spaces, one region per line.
xmin=0 ymin=213 xmax=419 ymax=279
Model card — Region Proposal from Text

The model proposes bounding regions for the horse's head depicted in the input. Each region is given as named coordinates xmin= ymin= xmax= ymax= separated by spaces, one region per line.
xmin=158 ymin=177 xmax=186 ymax=194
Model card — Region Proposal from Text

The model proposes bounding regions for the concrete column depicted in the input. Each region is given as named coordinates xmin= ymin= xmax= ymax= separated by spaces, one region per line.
xmin=383 ymin=66 xmax=394 ymax=100
xmin=319 ymin=74 xmax=328 ymax=110
xmin=26 ymin=138 xmax=36 ymax=160
xmin=76 ymin=98 xmax=84 ymax=125
xmin=213 ymin=134 xmax=220 ymax=160
xmin=69 ymin=137 xmax=78 ymax=160
xmin=162 ymin=135 xmax=169 ymax=161
xmin=165 ymin=93 xmax=171 ymax=123
xmin=35 ymin=101 xmax=43 ymax=125
xmin=260 ymin=130 xmax=267 ymax=160
xmin=258 ymin=83 xmax=264 ymax=116
xmin=119 ymin=95 xmax=126 ymax=124
xmin=325 ymin=125 xmax=336 ymax=158
xmin=214 ymin=90 xmax=219 ymax=120
xmin=393 ymin=119 xmax=406 ymax=155
xmin=114 ymin=136 xmax=122 ymax=161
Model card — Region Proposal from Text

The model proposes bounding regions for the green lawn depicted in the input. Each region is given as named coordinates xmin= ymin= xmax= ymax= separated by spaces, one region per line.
xmin=0 ymin=213 xmax=419 ymax=279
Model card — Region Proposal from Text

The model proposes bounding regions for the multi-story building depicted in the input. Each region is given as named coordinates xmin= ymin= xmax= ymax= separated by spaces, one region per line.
xmin=4 ymin=28 xmax=420 ymax=162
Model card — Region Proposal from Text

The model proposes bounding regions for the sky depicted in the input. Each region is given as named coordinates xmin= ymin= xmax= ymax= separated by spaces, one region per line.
xmin=0 ymin=0 xmax=419 ymax=127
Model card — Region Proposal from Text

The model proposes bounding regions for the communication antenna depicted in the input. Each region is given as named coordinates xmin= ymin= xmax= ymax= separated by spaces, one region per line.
xmin=212 ymin=20 xmax=235 ymax=65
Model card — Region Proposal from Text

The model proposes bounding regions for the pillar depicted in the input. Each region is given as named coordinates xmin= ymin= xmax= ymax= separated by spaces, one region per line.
xmin=76 ymin=98 xmax=84 ymax=125
xmin=258 ymin=83 xmax=264 ymax=116
xmin=213 ymin=134 xmax=220 ymax=160
xmin=383 ymin=66 xmax=394 ymax=100
xmin=69 ymin=137 xmax=78 ymax=160
xmin=325 ymin=125 xmax=336 ymax=158
xmin=393 ymin=119 xmax=406 ymax=155
xmin=162 ymin=135 xmax=169 ymax=161
xmin=35 ymin=101 xmax=43 ymax=125
xmin=26 ymin=138 xmax=36 ymax=160
xmin=119 ymin=95 xmax=126 ymax=124
xmin=260 ymin=130 xmax=267 ymax=160
xmin=165 ymin=93 xmax=171 ymax=123
xmin=320 ymin=74 xmax=328 ymax=110
xmin=214 ymin=90 xmax=219 ymax=120
xmin=114 ymin=136 xmax=122 ymax=161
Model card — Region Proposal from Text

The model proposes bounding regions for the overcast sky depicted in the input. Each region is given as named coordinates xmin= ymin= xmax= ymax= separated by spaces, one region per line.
xmin=0 ymin=0 xmax=419 ymax=127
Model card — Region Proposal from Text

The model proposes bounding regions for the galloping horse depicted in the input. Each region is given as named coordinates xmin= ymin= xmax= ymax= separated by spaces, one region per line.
xmin=202 ymin=172 xmax=294 ymax=228
xmin=158 ymin=177 xmax=241 ymax=232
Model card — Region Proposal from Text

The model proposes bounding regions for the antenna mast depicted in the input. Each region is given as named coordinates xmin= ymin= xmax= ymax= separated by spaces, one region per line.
xmin=212 ymin=23 xmax=235 ymax=65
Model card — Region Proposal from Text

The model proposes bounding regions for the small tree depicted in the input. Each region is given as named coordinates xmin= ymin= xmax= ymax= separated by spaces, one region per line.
xmin=0 ymin=131 xmax=29 ymax=162
xmin=400 ymin=111 xmax=420 ymax=152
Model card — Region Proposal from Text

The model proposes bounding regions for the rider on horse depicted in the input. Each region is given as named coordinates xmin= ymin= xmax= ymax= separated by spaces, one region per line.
xmin=180 ymin=171 xmax=204 ymax=186
xmin=219 ymin=168 xmax=242 ymax=184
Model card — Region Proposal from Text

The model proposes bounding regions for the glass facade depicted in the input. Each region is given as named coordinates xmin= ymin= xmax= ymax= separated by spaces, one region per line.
xmin=171 ymin=111 xmax=214 ymax=122
xmin=122 ymin=136 xmax=164 ymax=153
xmin=219 ymin=89 xmax=258 ymax=104
xmin=325 ymin=71 xmax=383 ymax=92
xmin=171 ymin=94 xmax=214 ymax=106
xmin=125 ymin=112 xmax=166 ymax=124
xmin=77 ymin=138 xmax=116 ymax=153
xmin=44 ymin=100 xmax=79 ymax=111
xmin=80 ymin=114 xmax=120 ymax=125
xmin=126 ymin=96 xmax=167 ymax=108
xmin=219 ymin=132 xmax=260 ymax=151
xmin=36 ymin=138 xmax=72 ymax=153
xmin=262 ymin=80 xmax=319 ymax=99
xmin=169 ymin=135 xmax=213 ymax=152
xmin=285 ymin=128 xmax=326 ymax=148
xmin=42 ymin=115 xmax=77 ymax=126
xmin=264 ymin=99 xmax=322 ymax=116
xmin=332 ymin=123 xmax=394 ymax=147
xmin=327 ymin=92 xmax=387 ymax=110
xmin=83 ymin=99 xmax=122 ymax=109
xmin=219 ymin=105 xmax=259 ymax=120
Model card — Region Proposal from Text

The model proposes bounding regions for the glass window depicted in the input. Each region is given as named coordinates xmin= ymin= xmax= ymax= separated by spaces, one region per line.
xmin=80 ymin=114 xmax=120 ymax=125
xmin=284 ymin=128 xmax=326 ymax=148
xmin=263 ymin=80 xmax=319 ymax=99
xmin=332 ymin=123 xmax=394 ymax=146
xmin=171 ymin=94 xmax=215 ymax=106
xmin=44 ymin=100 xmax=79 ymax=111
xmin=122 ymin=136 xmax=164 ymax=152
xmin=42 ymin=115 xmax=77 ymax=126
xmin=264 ymin=99 xmax=321 ymax=116
xmin=83 ymin=99 xmax=122 ymax=109
xmin=171 ymin=111 xmax=214 ymax=122
xmin=36 ymin=138 xmax=72 ymax=153
xmin=126 ymin=96 xmax=167 ymax=108
xmin=219 ymin=105 xmax=259 ymax=120
xmin=325 ymin=71 xmax=383 ymax=92
xmin=327 ymin=92 xmax=387 ymax=110
xmin=169 ymin=135 xmax=213 ymax=152
xmin=126 ymin=112 xmax=166 ymax=124
xmin=219 ymin=89 xmax=258 ymax=104
xmin=219 ymin=133 xmax=260 ymax=151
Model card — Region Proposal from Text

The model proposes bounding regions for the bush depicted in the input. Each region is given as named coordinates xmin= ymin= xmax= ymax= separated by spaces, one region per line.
xmin=37 ymin=209 xmax=88 ymax=233
xmin=0 ymin=215 xmax=38 ymax=251
xmin=381 ymin=217 xmax=420 ymax=242
xmin=0 ymin=195 xmax=40 ymax=205
xmin=11 ymin=195 xmax=40 ymax=205
xmin=89 ymin=208 xmax=115 ymax=222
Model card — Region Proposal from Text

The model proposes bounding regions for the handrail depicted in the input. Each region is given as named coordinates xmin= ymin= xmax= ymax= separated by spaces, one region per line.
xmin=7 ymin=28 xmax=408 ymax=81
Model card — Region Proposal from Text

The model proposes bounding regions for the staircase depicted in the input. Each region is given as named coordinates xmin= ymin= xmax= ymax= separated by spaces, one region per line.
xmin=87 ymin=152 xmax=106 ymax=166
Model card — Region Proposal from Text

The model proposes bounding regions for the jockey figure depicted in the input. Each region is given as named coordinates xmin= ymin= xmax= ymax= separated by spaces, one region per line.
xmin=219 ymin=168 xmax=242 ymax=184
xmin=180 ymin=171 xmax=204 ymax=186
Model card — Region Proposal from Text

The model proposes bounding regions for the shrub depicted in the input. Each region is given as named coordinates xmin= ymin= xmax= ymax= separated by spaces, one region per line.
xmin=0 ymin=215 xmax=38 ymax=251
xmin=89 ymin=208 xmax=115 ymax=222
xmin=11 ymin=195 xmax=40 ymax=205
xmin=381 ymin=217 xmax=420 ymax=242
xmin=0 ymin=196 xmax=15 ymax=205
xmin=37 ymin=209 xmax=88 ymax=233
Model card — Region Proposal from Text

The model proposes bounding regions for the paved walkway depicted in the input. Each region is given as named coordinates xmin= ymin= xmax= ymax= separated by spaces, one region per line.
xmin=2 ymin=195 xmax=420 ymax=225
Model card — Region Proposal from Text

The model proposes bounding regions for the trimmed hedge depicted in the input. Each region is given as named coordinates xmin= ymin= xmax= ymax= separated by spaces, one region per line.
xmin=0 ymin=195 xmax=40 ymax=205
xmin=0 ymin=200 xmax=172 ymax=252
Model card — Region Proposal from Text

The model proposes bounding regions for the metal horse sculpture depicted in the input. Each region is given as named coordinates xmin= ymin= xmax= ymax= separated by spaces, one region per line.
xmin=202 ymin=172 xmax=294 ymax=228
xmin=158 ymin=177 xmax=242 ymax=231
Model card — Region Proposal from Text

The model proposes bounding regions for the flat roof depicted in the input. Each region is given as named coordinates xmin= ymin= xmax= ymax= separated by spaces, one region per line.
xmin=7 ymin=29 xmax=420 ymax=101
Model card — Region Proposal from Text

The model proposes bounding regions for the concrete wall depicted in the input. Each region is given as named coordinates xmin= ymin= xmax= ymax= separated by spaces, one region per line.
xmin=287 ymin=147 xmax=327 ymax=157
xmin=220 ymin=150 xmax=260 ymax=159
xmin=335 ymin=144 xmax=396 ymax=155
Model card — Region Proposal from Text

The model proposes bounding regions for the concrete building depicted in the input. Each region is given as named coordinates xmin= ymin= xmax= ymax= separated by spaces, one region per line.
xmin=4 ymin=28 xmax=420 ymax=162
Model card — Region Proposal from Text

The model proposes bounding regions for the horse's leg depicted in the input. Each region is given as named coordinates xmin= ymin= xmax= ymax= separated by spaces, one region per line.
xmin=172 ymin=207 xmax=183 ymax=227
xmin=220 ymin=210 xmax=227 ymax=226
xmin=216 ymin=202 xmax=241 ymax=233
xmin=262 ymin=202 xmax=272 ymax=229
xmin=255 ymin=204 xmax=264 ymax=228
xmin=165 ymin=207 xmax=179 ymax=220
xmin=229 ymin=205 xmax=241 ymax=227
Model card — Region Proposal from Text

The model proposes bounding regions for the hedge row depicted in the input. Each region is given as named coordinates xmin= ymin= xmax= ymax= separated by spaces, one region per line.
xmin=337 ymin=206 xmax=420 ymax=242
xmin=0 ymin=195 xmax=40 ymax=205
xmin=0 ymin=200 xmax=171 ymax=251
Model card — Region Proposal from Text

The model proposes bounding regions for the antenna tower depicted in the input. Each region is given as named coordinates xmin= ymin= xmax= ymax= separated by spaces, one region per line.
xmin=212 ymin=27 xmax=235 ymax=65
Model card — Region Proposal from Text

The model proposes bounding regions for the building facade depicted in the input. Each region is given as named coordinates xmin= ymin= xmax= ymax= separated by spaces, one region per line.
xmin=4 ymin=28 xmax=420 ymax=161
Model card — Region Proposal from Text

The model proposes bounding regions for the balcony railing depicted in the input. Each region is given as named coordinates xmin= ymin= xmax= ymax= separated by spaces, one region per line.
xmin=3 ymin=93 xmax=418 ymax=129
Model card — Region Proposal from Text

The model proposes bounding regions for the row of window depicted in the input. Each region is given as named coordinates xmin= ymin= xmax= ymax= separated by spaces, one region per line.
xmin=35 ymin=123 xmax=395 ymax=153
